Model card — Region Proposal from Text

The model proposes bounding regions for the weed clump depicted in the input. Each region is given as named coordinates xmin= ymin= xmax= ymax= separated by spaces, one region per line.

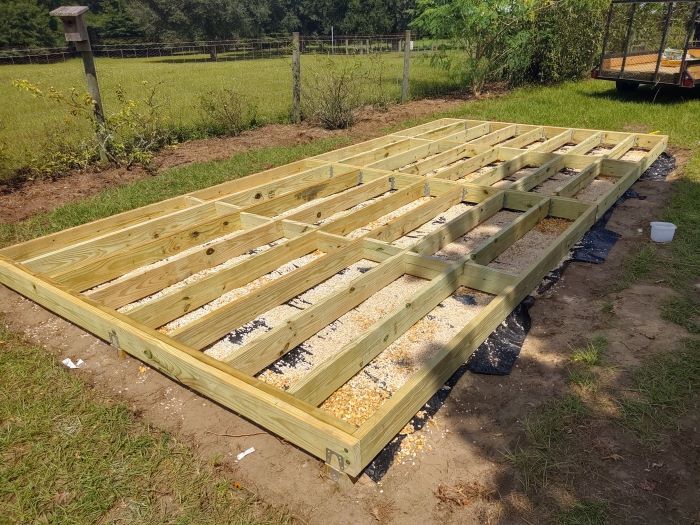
xmin=302 ymin=58 xmax=363 ymax=129
xmin=199 ymin=87 xmax=258 ymax=136
xmin=11 ymin=79 xmax=174 ymax=179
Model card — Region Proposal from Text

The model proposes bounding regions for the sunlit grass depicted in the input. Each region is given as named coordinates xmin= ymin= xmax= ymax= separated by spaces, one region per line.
xmin=0 ymin=53 xmax=458 ymax=172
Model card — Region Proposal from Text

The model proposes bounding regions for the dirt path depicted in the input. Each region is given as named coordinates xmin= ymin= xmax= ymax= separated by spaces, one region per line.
xmin=0 ymin=97 xmax=471 ymax=223
xmin=1 ymin=166 xmax=696 ymax=522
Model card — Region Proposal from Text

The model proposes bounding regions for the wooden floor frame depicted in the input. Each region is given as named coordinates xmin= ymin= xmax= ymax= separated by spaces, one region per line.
xmin=0 ymin=119 xmax=667 ymax=478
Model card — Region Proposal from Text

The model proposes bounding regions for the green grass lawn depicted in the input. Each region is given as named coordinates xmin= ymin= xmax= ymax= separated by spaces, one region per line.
xmin=0 ymin=323 xmax=290 ymax=525
xmin=0 ymin=52 xmax=457 ymax=172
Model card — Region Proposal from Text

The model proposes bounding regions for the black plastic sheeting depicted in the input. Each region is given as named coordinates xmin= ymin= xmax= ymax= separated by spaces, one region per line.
xmin=364 ymin=153 xmax=675 ymax=481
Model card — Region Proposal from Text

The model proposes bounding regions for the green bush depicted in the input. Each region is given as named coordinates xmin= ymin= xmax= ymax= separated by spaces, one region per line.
xmin=199 ymin=87 xmax=258 ymax=136
xmin=413 ymin=0 xmax=610 ymax=92
xmin=302 ymin=58 xmax=363 ymax=129
xmin=529 ymin=0 xmax=609 ymax=83
xmin=12 ymin=79 xmax=174 ymax=178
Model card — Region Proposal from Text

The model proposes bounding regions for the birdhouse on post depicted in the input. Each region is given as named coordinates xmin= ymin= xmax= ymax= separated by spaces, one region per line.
xmin=50 ymin=5 xmax=107 ymax=162
xmin=50 ymin=6 xmax=90 ymax=50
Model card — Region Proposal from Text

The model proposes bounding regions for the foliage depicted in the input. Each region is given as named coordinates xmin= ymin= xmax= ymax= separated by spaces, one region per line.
xmin=12 ymin=79 xmax=173 ymax=177
xmin=199 ymin=87 xmax=258 ymax=136
xmin=367 ymin=54 xmax=397 ymax=110
xmin=412 ymin=0 xmax=535 ymax=94
xmin=0 ymin=0 xmax=417 ymax=46
xmin=413 ymin=0 xmax=610 ymax=92
xmin=0 ymin=0 xmax=58 ymax=48
xmin=302 ymin=58 xmax=363 ymax=129
xmin=527 ymin=0 xmax=609 ymax=83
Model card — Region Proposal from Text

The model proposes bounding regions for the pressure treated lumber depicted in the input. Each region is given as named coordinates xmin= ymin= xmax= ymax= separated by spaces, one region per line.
xmin=0 ymin=118 xmax=667 ymax=478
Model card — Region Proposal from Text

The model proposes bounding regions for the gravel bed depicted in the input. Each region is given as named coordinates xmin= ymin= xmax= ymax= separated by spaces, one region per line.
xmin=256 ymin=275 xmax=427 ymax=391
xmin=315 ymin=189 xmax=396 ymax=226
xmin=346 ymin=197 xmax=431 ymax=239
xmin=391 ymin=202 xmax=474 ymax=249
xmin=320 ymin=286 xmax=494 ymax=427
xmin=161 ymin=251 xmax=323 ymax=332
xmin=432 ymin=210 xmax=521 ymax=261
xmin=118 ymin=238 xmax=288 ymax=314
xmin=488 ymin=217 xmax=571 ymax=274
xmin=531 ymin=167 xmax=580 ymax=195
xmin=574 ymin=176 xmax=617 ymax=203
xmin=203 ymin=259 xmax=378 ymax=361
xmin=87 ymin=226 xmax=264 ymax=296
xmin=619 ymin=149 xmax=649 ymax=162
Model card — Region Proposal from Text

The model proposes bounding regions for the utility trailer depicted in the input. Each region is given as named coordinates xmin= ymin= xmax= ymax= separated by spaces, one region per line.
xmin=593 ymin=0 xmax=700 ymax=91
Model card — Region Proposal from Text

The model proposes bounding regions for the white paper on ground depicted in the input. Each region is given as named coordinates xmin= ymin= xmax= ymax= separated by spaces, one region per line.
xmin=62 ymin=358 xmax=85 ymax=369
xmin=236 ymin=447 xmax=255 ymax=461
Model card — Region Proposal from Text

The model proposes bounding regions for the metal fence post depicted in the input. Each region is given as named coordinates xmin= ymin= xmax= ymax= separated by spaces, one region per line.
xmin=292 ymin=32 xmax=301 ymax=123
xmin=402 ymin=30 xmax=411 ymax=103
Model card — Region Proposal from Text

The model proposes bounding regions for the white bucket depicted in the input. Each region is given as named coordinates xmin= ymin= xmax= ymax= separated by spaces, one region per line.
xmin=650 ymin=221 xmax=676 ymax=243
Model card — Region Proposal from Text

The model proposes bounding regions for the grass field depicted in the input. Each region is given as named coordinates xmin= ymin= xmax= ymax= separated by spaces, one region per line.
xmin=0 ymin=53 xmax=457 ymax=172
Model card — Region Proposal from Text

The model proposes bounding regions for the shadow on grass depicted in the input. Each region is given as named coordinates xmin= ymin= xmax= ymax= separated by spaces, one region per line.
xmin=584 ymin=83 xmax=700 ymax=105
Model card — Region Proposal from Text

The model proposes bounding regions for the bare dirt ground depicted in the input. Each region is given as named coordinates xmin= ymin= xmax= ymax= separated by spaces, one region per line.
xmin=1 ymin=158 xmax=697 ymax=523
xmin=0 ymin=97 xmax=471 ymax=223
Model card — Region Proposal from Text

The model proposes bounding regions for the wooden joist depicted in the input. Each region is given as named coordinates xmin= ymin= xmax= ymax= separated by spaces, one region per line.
xmin=0 ymin=119 xmax=667 ymax=478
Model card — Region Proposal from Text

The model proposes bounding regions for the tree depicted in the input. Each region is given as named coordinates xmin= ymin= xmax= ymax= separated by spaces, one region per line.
xmin=0 ymin=0 xmax=57 ymax=48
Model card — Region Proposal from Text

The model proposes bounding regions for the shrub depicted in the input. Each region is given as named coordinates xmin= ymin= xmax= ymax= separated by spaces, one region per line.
xmin=12 ymin=79 xmax=174 ymax=177
xmin=413 ymin=0 xmax=611 ymax=92
xmin=413 ymin=0 xmax=534 ymax=94
xmin=199 ymin=87 xmax=258 ymax=136
xmin=302 ymin=58 xmax=363 ymax=129
xmin=529 ymin=0 xmax=609 ymax=83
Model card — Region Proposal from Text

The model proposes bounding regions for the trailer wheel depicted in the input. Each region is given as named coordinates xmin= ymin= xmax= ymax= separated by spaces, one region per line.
xmin=616 ymin=80 xmax=640 ymax=92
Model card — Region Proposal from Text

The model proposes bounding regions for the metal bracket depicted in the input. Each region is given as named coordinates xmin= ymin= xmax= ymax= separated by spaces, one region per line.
xmin=423 ymin=182 xmax=431 ymax=197
xmin=389 ymin=176 xmax=396 ymax=191
xmin=357 ymin=169 xmax=364 ymax=185
xmin=325 ymin=448 xmax=345 ymax=482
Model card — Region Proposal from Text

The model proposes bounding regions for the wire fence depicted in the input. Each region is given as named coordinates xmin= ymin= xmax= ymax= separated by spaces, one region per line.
xmin=0 ymin=34 xmax=451 ymax=65
xmin=0 ymin=33 xmax=460 ymax=173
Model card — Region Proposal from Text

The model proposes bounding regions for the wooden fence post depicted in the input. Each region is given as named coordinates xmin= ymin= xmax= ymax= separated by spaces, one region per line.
xmin=50 ymin=6 xmax=107 ymax=163
xmin=292 ymin=32 xmax=301 ymax=124
xmin=402 ymin=30 xmax=411 ymax=103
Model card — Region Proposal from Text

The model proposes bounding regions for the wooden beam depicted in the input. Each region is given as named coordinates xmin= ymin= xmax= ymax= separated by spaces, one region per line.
xmin=470 ymin=198 xmax=550 ymax=265
xmin=366 ymin=187 xmax=463 ymax=243
xmin=353 ymin=206 xmax=597 ymax=468
xmin=0 ymin=255 xmax=362 ymax=470
xmin=0 ymin=196 xmax=196 ymax=262
xmin=23 ymin=203 xmax=219 ymax=274
xmin=285 ymin=176 xmax=393 ymax=225
xmin=52 ymin=209 xmax=245 ymax=290
xmin=320 ymin=182 xmax=425 ymax=236
xmin=225 ymin=252 xmax=406 ymax=374
xmin=169 ymin=241 xmax=365 ymax=349
xmin=554 ymin=161 xmax=602 ymax=198
xmin=88 ymin=220 xmax=285 ymax=308
xmin=499 ymin=127 xmax=545 ymax=149
xmin=288 ymin=264 xmax=462 ymax=406
xmin=125 ymin=232 xmax=335 ymax=329
xmin=242 ymin=169 xmax=362 ymax=218
xmin=568 ymin=132 xmax=603 ymax=155
xmin=532 ymin=129 xmax=573 ymax=153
